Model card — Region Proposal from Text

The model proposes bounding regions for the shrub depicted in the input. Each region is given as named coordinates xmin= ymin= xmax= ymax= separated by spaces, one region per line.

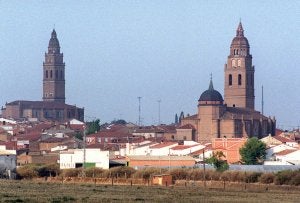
xmin=17 ymin=165 xmax=39 ymax=179
xmin=108 ymin=166 xmax=136 ymax=178
xmin=274 ymin=170 xmax=295 ymax=185
xmin=84 ymin=167 xmax=105 ymax=178
xmin=188 ymin=169 xmax=204 ymax=181
xmin=61 ymin=168 xmax=81 ymax=177
xmin=259 ymin=173 xmax=275 ymax=184
xmin=170 ymin=168 xmax=189 ymax=180
xmin=38 ymin=164 xmax=60 ymax=177
xmin=289 ymin=173 xmax=300 ymax=186
xmin=245 ymin=172 xmax=262 ymax=183
xmin=133 ymin=167 xmax=162 ymax=179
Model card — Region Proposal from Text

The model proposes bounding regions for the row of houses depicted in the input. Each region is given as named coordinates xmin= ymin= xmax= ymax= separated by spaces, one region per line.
xmin=1 ymin=117 xmax=300 ymax=179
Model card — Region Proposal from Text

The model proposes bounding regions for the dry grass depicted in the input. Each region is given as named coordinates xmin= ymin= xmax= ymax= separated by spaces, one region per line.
xmin=0 ymin=179 xmax=299 ymax=203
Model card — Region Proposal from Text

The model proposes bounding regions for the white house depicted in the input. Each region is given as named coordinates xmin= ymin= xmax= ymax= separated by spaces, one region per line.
xmin=149 ymin=142 xmax=178 ymax=156
xmin=0 ymin=146 xmax=17 ymax=179
xmin=274 ymin=149 xmax=300 ymax=165
xmin=170 ymin=144 xmax=205 ymax=156
xmin=266 ymin=144 xmax=297 ymax=160
xmin=59 ymin=148 xmax=109 ymax=169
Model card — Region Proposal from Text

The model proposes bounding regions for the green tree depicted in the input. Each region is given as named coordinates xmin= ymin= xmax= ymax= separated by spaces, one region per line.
xmin=86 ymin=119 xmax=100 ymax=135
xmin=111 ymin=119 xmax=127 ymax=125
xmin=239 ymin=137 xmax=266 ymax=165
xmin=206 ymin=151 xmax=229 ymax=172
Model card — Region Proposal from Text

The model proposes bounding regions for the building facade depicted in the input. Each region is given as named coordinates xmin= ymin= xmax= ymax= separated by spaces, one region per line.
xmin=1 ymin=30 xmax=84 ymax=122
xmin=181 ymin=22 xmax=276 ymax=143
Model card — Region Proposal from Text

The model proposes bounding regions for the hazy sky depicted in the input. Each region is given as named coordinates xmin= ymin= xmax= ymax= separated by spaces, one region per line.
xmin=0 ymin=1 xmax=299 ymax=129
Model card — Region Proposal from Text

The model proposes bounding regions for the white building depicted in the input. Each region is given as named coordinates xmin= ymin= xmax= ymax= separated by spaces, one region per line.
xmin=0 ymin=146 xmax=17 ymax=179
xmin=59 ymin=148 xmax=109 ymax=169
xmin=266 ymin=144 xmax=297 ymax=160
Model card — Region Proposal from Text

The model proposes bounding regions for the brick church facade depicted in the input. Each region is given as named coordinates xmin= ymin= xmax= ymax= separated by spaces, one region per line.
xmin=181 ymin=22 xmax=276 ymax=143
xmin=2 ymin=30 xmax=84 ymax=122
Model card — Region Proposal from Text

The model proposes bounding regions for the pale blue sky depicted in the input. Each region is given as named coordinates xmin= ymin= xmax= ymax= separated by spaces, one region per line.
xmin=0 ymin=1 xmax=299 ymax=129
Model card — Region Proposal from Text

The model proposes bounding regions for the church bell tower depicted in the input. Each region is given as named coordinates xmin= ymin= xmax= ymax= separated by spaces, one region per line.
xmin=224 ymin=22 xmax=255 ymax=109
xmin=43 ymin=29 xmax=65 ymax=103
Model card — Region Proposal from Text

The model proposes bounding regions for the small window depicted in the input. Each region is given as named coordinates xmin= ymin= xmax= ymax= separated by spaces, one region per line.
xmin=46 ymin=70 xmax=48 ymax=78
xmin=238 ymin=74 xmax=242 ymax=85
xmin=229 ymin=74 xmax=232 ymax=86
xmin=55 ymin=70 xmax=58 ymax=79
xmin=50 ymin=70 xmax=53 ymax=78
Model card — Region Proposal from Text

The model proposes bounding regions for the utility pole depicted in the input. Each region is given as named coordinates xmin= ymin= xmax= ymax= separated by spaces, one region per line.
xmin=157 ymin=99 xmax=161 ymax=125
xmin=138 ymin=97 xmax=142 ymax=126
xmin=203 ymin=149 xmax=206 ymax=188
xmin=262 ymin=86 xmax=264 ymax=115
xmin=82 ymin=124 xmax=87 ymax=177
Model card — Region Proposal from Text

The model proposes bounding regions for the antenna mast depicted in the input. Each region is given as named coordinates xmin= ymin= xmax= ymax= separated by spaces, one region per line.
xmin=138 ymin=97 xmax=142 ymax=126
xmin=157 ymin=99 xmax=161 ymax=125
xmin=262 ymin=85 xmax=264 ymax=114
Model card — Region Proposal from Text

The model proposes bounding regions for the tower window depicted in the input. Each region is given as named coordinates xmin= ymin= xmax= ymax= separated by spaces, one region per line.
xmin=229 ymin=74 xmax=232 ymax=86
xmin=50 ymin=70 xmax=53 ymax=78
xmin=46 ymin=70 xmax=48 ymax=78
xmin=232 ymin=59 xmax=236 ymax=67
xmin=55 ymin=70 xmax=58 ymax=79
xmin=238 ymin=74 xmax=242 ymax=85
xmin=60 ymin=70 xmax=63 ymax=79
xmin=238 ymin=59 xmax=241 ymax=67
xmin=236 ymin=49 xmax=239 ymax=55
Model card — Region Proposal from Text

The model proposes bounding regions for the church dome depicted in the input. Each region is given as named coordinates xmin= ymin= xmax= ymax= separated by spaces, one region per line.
xmin=199 ymin=79 xmax=223 ymax=102
xmin=48 ymin=29 xmax=60 ymax=48
xmin=230 ymin=22 xmax=249 ymax=48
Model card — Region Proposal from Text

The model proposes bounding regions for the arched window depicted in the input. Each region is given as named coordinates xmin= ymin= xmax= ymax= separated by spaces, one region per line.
xmin=229 ymin=74 xmax=232 ymax=86
xmin=236 ymin=49 xmax=239 ymax=55
xmin=45 ymin=70 xmax=48 ymax=78
xmin=55 ymin=70 xmax=58 ymax=79
xmin=238 ymin=74 xmax=242 ymax=85
xmin=233 ymin=49 xmax=236 ymax=55
xmin=50 ymin=70 xmax=53 ymax=78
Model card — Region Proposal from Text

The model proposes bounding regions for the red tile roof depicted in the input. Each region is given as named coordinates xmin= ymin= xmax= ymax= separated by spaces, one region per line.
xmin=273 ymin=136 xmax=295 ymax=143
xmin=275 ymin=129 xmax=284 ymax=136
xmin=177 ymin=124 xmax=195 ymax=130
xmin=171 ymin=144 xmax=200 ymax=150
xmin=275 ymin=149 xmax=298 ymax=156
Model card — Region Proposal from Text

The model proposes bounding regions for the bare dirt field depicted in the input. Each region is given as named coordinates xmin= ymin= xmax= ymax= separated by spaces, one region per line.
xmin=0 ymin=179 xmax=299 ymax=203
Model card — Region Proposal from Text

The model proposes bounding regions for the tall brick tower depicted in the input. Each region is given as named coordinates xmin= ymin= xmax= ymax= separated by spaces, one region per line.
xmin=224 ymin=22 xmax=255 ymax=109
xmin=43 ymin=29 xmax=65 ymax=103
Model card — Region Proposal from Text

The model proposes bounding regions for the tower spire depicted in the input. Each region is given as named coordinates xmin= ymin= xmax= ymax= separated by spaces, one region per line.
xmin=236 ymin=21 xmax=244 ymax=37
xmin=209 ymin=73 xmax=214 ymax=90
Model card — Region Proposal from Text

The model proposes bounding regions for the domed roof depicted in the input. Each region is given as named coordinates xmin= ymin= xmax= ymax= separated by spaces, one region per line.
xmin=230 ymin=22 xmax=249 ymax=47
xmin=48 ymin=29 xmax=60 ymax=48
xmin=199 ymin=79 xmax=223 ymax=102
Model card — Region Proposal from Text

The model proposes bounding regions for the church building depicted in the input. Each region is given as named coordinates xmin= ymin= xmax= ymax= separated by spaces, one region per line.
xmin=1 ymin=30 xmax=84 ymax=122
xmin=180 ymin=22 xmax=276 ymax=143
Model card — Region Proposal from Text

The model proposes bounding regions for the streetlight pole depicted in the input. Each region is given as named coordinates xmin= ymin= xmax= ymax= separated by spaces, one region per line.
xmin=82 ymin=124 xmax=87 ymax=177
xmin=138 ymin=97 xmax=142 ymax=126
xmin=157 ymin=99 xmax=161 ymax=125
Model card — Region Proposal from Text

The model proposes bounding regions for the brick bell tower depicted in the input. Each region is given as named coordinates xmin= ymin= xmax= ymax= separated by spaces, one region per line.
xmin=224 ymin=22 xmax=255 ymax=109
xmin=43 ymin=29 xmax=65 ymax=103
